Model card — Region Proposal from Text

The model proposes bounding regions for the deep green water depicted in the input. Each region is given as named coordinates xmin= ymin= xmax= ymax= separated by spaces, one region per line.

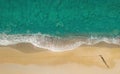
xmin=0 ymin=0 xmax=120 ymax=37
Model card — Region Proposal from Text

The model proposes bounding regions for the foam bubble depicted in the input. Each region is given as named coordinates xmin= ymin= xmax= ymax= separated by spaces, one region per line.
xmin=0 ymin=34 xmax=120 ymax=52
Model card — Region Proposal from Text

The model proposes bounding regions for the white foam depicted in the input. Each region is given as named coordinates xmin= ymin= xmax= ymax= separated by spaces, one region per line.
xmin=0 ymin=34 xmax=120 ymax=52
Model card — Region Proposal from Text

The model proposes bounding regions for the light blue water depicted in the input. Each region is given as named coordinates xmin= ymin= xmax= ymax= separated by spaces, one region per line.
xmin=0 ymin=0 xmax=120 ymax=51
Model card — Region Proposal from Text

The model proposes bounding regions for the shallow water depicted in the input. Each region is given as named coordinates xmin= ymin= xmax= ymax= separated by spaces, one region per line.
xmin=0 ymin=0 xmax=120 ymax=51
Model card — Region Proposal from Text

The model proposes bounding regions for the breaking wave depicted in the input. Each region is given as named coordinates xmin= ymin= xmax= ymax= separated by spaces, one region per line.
xmin=0 ymin=33 xmax=120 ymax=52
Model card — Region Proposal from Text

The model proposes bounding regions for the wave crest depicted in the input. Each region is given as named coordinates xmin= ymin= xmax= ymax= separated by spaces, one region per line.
xmin=0 ymin=34 xmax=120 ymax=52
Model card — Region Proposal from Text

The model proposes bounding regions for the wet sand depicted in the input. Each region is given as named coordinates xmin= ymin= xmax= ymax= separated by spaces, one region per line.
xmin=0 ymin=43 xmax=120 ymax=74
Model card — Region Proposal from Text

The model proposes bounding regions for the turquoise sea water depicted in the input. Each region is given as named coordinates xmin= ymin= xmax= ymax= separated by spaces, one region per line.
xmin=0 ymin=0 xmax=120 ymax=51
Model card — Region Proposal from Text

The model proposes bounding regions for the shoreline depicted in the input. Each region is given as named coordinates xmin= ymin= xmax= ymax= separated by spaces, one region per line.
xmin=0 ymin=43 xmax=120 ymax=74
xmin=0 ymin=44 xmax=120 ymax=67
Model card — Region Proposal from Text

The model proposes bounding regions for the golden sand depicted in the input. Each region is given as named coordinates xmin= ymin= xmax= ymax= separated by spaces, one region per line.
xmin=0 ymin=43 xmax=120 ymax=74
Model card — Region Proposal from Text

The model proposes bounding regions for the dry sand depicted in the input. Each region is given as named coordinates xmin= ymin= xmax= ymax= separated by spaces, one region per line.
xmin=0 ymin=43 xmax=120 ymax=74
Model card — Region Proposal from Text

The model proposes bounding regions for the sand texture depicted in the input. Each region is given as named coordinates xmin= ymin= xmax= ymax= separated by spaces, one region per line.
xmin=0 ymin=43 xmax=120 ymax=74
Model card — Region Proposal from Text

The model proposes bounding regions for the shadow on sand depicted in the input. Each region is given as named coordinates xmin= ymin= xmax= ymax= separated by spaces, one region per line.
xmin=8 ymin=43 xmax=48 ymax=53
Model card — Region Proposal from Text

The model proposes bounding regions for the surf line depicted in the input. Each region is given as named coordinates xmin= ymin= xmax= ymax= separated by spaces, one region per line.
xmin=99 ymin=55 xmax=110 ymax=68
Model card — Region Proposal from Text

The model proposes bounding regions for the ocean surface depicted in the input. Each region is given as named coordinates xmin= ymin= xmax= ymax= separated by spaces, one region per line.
xmin=0 ymin=0 xmax=120 ymax=51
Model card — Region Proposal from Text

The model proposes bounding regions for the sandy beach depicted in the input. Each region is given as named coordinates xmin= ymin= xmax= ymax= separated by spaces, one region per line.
xmin=0 ymin=43 xmax=120 ymax=74
xmin=0 ymin=0 xmax=120 ymax=74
